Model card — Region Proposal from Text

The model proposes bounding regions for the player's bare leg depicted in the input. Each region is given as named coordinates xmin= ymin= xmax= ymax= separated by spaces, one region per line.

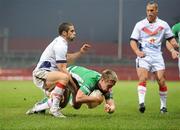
xmin=67 ymin=78 xmax=82 ymax=109
xmin=154 ymin=70 xmax=168 ymax=113
xmin=46 ymin=71 xmax=69 ymax=118
xmin=136 ymin=68 xmax=148 ymax=113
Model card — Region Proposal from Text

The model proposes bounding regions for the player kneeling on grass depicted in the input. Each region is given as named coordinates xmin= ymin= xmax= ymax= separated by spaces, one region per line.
xmin=25 ymin=22 xmax=91 ymax=118
xmin=26 ymin=65 xmax=118 ymax=114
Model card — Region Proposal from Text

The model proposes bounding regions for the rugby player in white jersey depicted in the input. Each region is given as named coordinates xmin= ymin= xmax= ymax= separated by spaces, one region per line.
xmin=130 ymin=1 xmax=179 ymax=113
xmin=26 ymin=22 xmax=91 ymax=118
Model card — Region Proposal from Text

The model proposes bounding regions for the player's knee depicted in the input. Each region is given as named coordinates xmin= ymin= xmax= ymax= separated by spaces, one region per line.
xmin=157 ymin=77 xmax=165 ymax=86
xmin=73 ymin=104 xmax=81 ymax=109
xmin=57 ymin=73 xmax=70 ymax=84
xmin=139 ymin=77 xmax=148 ymax=82
xmin=64 ymin=73 xmax=70 ymax=83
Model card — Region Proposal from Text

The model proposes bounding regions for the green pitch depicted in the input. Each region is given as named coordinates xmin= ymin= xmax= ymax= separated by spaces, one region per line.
xmin=0 ymin=80 xmax=180 ymax=130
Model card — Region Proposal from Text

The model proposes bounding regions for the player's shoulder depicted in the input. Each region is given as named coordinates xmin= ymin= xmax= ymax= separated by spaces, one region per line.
xmin=139 ymin=18 xmax=147 ymax=23
xmin=156 ymin=18 xmax=169 ymax=27
xmin=174 ymin=22 xmax=180 ymax=26
xmin=135 ymin=18 xmax=148 ymax=28
xmin=52 ymin=36 xmax=68 ymax=48
xmin=177 ymin=22 xmax=180 ymax=26
xmin=172 ymin=22 xmax=180 ymax=28
xmin=55 ymin=36 xmax=67 ymax=43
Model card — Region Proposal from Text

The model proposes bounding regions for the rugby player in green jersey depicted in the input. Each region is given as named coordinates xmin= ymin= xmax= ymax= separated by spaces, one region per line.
xmin=68 ymin=65 xmax=118 ymax=113
xmin=26 ymin=66 xmax=118 ymax=116
xmin=166 ymin=22 xmax=180 ymax=74
xmin=172 ymin=23 xmax=180 ymax=75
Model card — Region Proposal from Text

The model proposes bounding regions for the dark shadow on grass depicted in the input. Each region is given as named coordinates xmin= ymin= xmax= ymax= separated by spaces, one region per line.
xmin=66 ymin=113 xmax=116 ymax=119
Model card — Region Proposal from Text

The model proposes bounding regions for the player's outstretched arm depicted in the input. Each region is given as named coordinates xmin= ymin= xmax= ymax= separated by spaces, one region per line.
xmin=67 ymin=43 xmax=91 ymax=64
xmin=104 ymin=99 xmax=115 ymax=114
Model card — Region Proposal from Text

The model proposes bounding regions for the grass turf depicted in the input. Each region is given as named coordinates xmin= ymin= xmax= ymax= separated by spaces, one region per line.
xmin=0 ymin=80 xmax=180 ymax=130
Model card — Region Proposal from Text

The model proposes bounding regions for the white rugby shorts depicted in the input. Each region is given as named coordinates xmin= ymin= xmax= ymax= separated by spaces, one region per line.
xmin=32 ymin=69 xmax=49 ymax=89
xmin=136 ymin=54 xmax=165 ymax=72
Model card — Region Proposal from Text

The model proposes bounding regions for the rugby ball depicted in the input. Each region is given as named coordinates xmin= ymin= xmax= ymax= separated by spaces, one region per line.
xmin=90 ymin=89 xmax=103 ymax=97
xmin=88 ymin=90 xmax=104 ymax=108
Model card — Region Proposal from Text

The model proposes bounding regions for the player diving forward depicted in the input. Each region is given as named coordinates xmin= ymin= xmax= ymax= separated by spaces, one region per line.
xmin=26 ymin=65 xmax=118 ymax=115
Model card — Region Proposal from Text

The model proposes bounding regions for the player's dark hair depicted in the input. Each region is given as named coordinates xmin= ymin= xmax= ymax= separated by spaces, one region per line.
xmin=147 ymin=0 xmax=158 ymax=9
xmin=58 ymin=22 xmax=73 ymax=35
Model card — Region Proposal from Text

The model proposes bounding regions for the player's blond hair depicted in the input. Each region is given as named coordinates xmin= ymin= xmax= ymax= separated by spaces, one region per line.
xmin=101 ymin=69 xmax=118 ymax=82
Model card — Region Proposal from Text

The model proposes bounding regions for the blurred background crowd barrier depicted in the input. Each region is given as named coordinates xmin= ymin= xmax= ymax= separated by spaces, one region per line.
xmin=0 ymin=0 xmax=179 ymax=80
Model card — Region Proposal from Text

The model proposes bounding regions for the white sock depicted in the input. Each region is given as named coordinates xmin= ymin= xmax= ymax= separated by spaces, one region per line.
xmin=159 ymin=91 xmax=167 ymax=109
xmin=34 ymin=98 xmax=52 ymax=112
xmin=50 ymin=86 xmax=64 ymax=111
xmin=137 ymin=86 xmax=146 ymax=104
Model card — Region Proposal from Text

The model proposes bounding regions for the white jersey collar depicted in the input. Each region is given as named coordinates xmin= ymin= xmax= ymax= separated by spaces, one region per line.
xmin=59 ymin=36 xmax=68 ymax=45
xmin=145 ymin=17 xmax=159 ymax=24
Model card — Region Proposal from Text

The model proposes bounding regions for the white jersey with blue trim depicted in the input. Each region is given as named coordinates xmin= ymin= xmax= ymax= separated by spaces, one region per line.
xmin=35 ymin=36 xmax=68 ymax=71
xmin=130 ymin=18 xmax=174 ymax=55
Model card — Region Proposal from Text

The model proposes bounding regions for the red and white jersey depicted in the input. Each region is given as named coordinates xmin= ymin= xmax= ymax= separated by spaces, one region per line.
xmin=130 ymin=17 xmax=174 ymax=55
xmin=35 ymin=36 xmax=68 ymax=71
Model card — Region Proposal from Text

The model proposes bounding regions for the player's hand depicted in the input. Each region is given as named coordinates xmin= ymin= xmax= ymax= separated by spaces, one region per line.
xmin=135 ymin=50 xmax=146 ymax=58
xmin=104 ymin=104 xmax=114 ymax=114
xmin=80 ymin=44 xmax=91 ymax=54
xmin=171 ymin=50 xmax=179 ymax=59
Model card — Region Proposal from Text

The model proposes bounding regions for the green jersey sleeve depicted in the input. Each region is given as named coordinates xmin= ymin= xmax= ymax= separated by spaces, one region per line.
xmin=172 ymin=23 xmax=180 ymax=43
